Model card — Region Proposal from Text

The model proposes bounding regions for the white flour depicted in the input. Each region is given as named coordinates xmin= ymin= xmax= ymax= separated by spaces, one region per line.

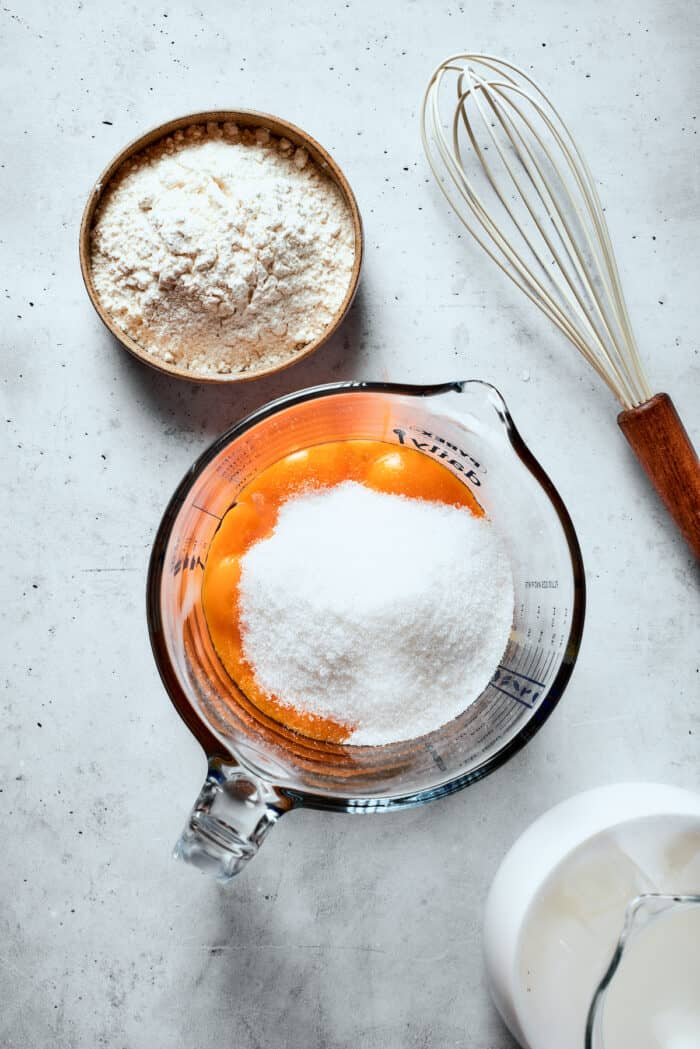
xmin=90 ymin=123 xmax=355 ymax=376
xmin=238 ymin=482 xmax=514 ymax=746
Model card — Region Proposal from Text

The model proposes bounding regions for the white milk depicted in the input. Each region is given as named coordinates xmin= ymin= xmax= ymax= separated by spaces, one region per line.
xmin=514 ymin=815 xmax=700 ymax=1049
xmin=602 ymin=904 xmax=700 ymax=1049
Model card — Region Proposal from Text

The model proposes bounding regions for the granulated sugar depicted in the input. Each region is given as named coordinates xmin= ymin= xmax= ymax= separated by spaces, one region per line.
xmin=238 ymin=482 xmax=514 ymax=745
xmin=90 ymin=122 xmax=355 ymax=376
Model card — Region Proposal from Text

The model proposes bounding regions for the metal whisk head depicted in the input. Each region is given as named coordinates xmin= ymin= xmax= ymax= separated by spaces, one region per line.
xmin=421 ymin=54 xmax=652 ymax=410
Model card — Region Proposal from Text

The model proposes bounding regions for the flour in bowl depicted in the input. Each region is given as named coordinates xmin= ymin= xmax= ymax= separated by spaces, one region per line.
xmin=90 ymin=122 xmax=355 ymax=376
xmin=238 ymin=482 xmax=515 ymax=746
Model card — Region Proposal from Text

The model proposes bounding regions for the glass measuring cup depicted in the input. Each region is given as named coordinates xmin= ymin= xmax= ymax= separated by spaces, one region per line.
xmin=147 ymin=380 xmax=585 ymax=880
xmin=586 ymin=894 xmax=700 ymax=1048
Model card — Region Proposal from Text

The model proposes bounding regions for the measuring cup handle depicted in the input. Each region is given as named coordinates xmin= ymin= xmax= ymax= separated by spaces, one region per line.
xmin=174 ymin=757 xmax=292 ymax=882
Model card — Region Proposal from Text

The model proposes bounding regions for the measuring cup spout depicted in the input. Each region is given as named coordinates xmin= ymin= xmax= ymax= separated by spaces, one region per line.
xmin=175 ymin=757 xmax=292 ymax=882
xmin=431 ymin=379 xmax=513 ymax=431
xmin=584 ymin=892 xmax=700 ymax=1049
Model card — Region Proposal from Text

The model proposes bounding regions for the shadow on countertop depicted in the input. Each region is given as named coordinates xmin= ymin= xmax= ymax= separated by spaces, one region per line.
xmin=110 ymin=287 xmax=370 ymax=440
xmin=173 ymin=795 xmax=524 ymax=1049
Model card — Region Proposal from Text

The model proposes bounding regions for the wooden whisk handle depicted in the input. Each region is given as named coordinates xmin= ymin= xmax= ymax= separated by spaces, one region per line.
xmin=617 ymin=393 xmax=700 ymax=558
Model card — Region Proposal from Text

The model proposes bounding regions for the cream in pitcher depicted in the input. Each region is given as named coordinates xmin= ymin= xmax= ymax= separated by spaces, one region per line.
xmin=484 ymin=784 xmax=700 ymax=1049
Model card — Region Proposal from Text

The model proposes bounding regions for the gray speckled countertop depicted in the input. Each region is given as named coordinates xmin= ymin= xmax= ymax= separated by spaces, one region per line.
xmin=2 ymin=2 xmax=698 ymax=1047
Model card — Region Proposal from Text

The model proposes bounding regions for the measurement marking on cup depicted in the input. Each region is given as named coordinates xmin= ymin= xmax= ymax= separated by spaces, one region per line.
xmin=541 ymin=650 xmax=556 ymax=682
xmin=525 ymin=648 xmax=543 ymax=683
xmin=491 ymin=665 xmax=544 ymax=708
xmin=424 ymin=740 xmax=447 ymax=772
xmin=392 ymin=428 xmax=482 ymax=484
xmin=193 ymin=503 xmax=223 ymax=521
xmin=491 ymin=684 xmax=536 ymax=709
xmin=171 ymin=554 xmax=205 ymax=576
xmin=497 ymin=665 xmax=546 ymax=689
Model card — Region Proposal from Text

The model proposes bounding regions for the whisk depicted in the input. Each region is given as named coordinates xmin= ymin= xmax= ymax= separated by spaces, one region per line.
xmin=422 ymin=54 xmax=700 ymax=557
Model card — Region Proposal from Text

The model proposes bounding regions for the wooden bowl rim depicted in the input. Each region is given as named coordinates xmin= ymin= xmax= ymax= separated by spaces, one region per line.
xmin=78 ymin=109 xmax=364 ymax=384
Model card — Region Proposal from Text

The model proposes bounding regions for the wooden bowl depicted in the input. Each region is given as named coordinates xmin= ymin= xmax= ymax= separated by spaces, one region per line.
xmin=79 ymin=110 xmax=364 ymax=384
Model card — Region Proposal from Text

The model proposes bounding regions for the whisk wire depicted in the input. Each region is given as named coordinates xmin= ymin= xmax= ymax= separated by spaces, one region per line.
xmin=428 ymin=79 xmax=629 ymax=400
xmin=460 ymin=77 xmax=640 ymax=404
xmin=457 ymin=74 xmax=639 ymax=403
xmin=421 ymin=54 xmax=653 ymax=408
xmin=426 ymin=77 xmax=580 ymax=337
xmin=426 ymin=113 xmax=622 ymax=398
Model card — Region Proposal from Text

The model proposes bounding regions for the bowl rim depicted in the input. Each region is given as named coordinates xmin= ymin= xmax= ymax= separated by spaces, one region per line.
xmin=146 ymin=379 xmax=587 ymax=810
xmin=78 ymin=109 xmax=364 ymax=384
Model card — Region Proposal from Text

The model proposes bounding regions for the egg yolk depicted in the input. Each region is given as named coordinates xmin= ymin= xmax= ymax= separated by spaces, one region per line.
xmin=202 ymin=440 xmax=483 ymax=743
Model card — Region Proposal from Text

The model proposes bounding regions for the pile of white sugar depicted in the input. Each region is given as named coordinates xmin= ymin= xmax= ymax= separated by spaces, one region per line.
xmin=90 ymin=122 xmax=355 ymax=376
xmin=238 ymin=482 xmax=514 ymax=746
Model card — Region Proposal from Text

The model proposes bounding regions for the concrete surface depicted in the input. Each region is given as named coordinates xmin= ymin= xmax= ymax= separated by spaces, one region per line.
xmin=1 ymin=1 xmax=698 ymax=1047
